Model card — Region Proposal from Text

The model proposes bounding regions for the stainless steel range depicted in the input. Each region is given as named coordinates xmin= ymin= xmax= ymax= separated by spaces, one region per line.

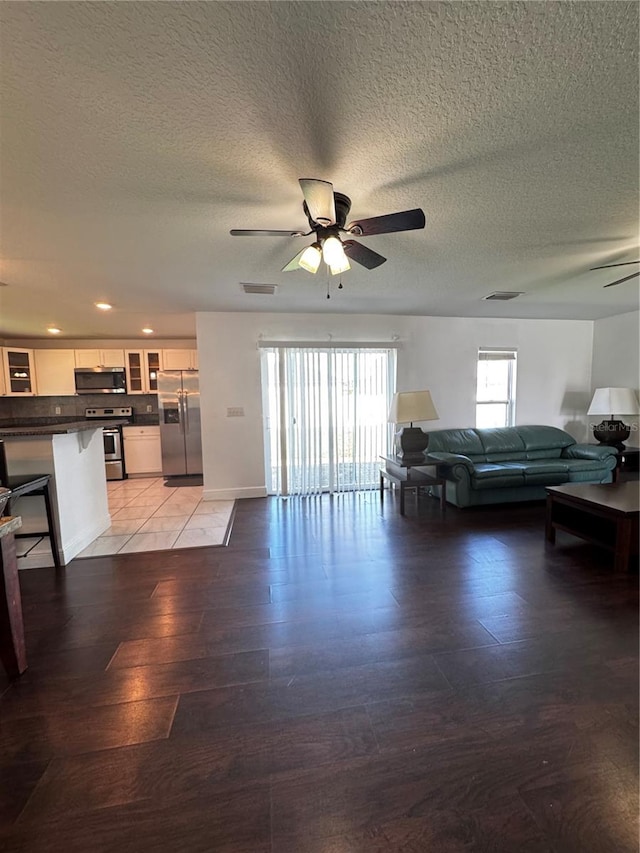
xmin=85 ymin=407 xmax=133 ymax=480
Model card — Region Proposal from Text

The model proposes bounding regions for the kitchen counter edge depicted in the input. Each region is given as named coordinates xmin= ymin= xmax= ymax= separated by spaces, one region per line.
xmin=0 ymin=421 xmax=125 ymax=438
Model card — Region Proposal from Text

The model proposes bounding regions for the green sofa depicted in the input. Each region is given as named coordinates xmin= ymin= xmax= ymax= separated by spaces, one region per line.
xmin=425 ymin=425 xmax=617 ymax=508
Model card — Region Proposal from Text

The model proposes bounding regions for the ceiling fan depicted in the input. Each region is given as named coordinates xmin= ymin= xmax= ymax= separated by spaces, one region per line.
xmin=590 ymin=260 xmax=639 ymax=288
xmin=230 ymin=178 xmax=425 ymax=275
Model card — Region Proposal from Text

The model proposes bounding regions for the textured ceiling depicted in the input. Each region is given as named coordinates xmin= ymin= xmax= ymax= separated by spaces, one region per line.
xmin=0 ymin=1 xmax=638 ymax=339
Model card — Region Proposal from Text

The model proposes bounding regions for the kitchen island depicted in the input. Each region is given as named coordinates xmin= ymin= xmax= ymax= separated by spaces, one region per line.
xmin=0 ymin=421 xmax=118 ymax=567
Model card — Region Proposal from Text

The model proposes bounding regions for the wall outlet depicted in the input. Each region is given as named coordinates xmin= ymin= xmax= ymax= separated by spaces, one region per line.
xmin=55 ymin=406 xmax=61 ymax=415
xmin=227 ymin=407 xmax=245 ymax=418
xmin=146 ymin=405 xmax=153 ymax=413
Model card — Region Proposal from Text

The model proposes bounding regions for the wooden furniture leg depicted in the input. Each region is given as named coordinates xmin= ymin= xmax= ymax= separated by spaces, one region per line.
xmin=615 ymin=517 xmax=633 ymax=572
xmin=0 ymin=529 xmax=27 ymax=677
xmin=545 ymin=495 xmax=556 ymax=543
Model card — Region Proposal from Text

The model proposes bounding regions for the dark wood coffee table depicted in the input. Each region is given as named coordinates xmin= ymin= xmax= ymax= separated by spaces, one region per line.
xmin=545 ymin=482 xmax=639 ymax=571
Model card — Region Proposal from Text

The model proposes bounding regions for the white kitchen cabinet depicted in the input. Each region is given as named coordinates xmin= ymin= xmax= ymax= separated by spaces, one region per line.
xmin=123 ymin=426 xmax=162 ymax=475
xmin=75 ymin=349 xmax=125 ymax=368
xmin=34 ymin=349 xmax=76 ymax=396
xmin=125 ymin=350 xmax=162 ymax=394
xmin=161 ymin=349 xmax=198 ymax=370
xmin=2 ymin=348 xmax=37 ymax=395
xmin=0 ymin=350 xmax=5 ymax=396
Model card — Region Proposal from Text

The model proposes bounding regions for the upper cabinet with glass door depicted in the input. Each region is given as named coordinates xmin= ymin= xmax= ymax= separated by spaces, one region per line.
xmin=125 ymin=350 xmax=162 ymax=394
xmin=2 ymin=348 xmax=37 ymax=395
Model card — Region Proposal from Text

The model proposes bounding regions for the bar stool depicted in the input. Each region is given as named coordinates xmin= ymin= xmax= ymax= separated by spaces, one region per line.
xmin=0 ymin=441 xmax=61 ymax=568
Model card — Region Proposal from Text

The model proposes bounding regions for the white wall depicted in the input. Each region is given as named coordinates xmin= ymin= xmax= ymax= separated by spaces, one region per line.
xmin=196 ymin=312 xmax=594 ymax=500
xmin=591 ymin=310 xmax=640 ymax=432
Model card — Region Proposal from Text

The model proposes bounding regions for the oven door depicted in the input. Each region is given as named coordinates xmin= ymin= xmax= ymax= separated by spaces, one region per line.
xmin=103 ymin=427 xmax=122 ymax=461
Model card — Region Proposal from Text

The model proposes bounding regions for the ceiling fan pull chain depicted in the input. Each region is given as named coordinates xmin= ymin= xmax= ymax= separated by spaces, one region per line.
xmin=326 ymin=271 xmax=331 ymax=299
xmin=338 ymin=276 xmax=343 ymax=290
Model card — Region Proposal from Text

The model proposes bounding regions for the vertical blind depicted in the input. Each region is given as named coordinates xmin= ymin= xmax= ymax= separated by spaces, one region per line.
xmin=260 ymin=345 xmax=397 ymax=496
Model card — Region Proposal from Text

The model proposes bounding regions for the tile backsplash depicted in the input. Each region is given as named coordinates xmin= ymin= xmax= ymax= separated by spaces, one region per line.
xmin=0 ymin=394 xmax=158 ymax=422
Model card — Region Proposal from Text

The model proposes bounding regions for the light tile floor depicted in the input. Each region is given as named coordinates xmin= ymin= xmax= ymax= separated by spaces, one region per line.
xmin=15 ymin=478 xmax=234 ymax=567
xmin=77 ymin=478 xmax=235 ymax=558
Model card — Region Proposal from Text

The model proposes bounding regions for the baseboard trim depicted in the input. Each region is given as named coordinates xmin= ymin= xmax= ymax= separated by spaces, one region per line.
xmin=17 ymin=514 xmax=111 ymax=569
xmin=61 ymin=514 xmax=112 ymax=564
xmin=203 ymin=486 xmax=267 ymax=501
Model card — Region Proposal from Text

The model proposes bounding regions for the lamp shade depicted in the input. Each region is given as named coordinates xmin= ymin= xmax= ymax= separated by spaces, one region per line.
xmin=388 ymin=390 xmax=439 ymax=424
xmin=587 ymin=387 xmax=639 ymax=416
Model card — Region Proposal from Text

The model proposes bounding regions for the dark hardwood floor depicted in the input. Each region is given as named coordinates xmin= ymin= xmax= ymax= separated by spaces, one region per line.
xmin=1 ymin=489 xmax=638 ymax=852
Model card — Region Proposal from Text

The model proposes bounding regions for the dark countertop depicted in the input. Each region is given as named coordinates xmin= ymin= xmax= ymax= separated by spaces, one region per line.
xmin=0 ymin=420 xmax=125 ymax=438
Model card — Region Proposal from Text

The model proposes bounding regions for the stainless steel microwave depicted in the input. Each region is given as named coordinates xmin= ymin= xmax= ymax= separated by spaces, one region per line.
xmin=74 ymin=367 xmax=127 ymax=394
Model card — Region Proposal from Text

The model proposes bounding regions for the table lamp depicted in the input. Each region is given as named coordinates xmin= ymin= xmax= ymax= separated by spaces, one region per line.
xmin=587 ymin=387 xmax=639 ymax=448
xmin=388 ymin=390 xmax=439 ymax=459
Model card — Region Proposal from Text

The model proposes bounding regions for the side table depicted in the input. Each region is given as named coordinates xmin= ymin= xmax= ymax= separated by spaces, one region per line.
xmin=379 ymin=455 xmax=447 ymax=517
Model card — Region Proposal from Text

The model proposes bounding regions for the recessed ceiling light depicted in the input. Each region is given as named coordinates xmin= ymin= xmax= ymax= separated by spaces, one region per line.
xmin=142 ymin=328 xmax=154 ymax=334
xmin=47 ymin=327 xmax=61 ymax=334
xmin=95 ymin=302 xmax=112 ymax=311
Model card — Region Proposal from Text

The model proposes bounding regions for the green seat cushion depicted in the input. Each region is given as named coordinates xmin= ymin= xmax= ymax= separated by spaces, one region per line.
xmin=499 ymin=460 xmax=570 ymax=485
xmin=471 ymin=463 xmax=524 ymax=490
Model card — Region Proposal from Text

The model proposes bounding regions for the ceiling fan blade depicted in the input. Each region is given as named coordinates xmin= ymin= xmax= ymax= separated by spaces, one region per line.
xmin=299 ymin=179 xmax=336 ymax=226
xmin=281 ymin=248 xmax=309 ymax=272
xmin=590 ymin=260 xmax=639 ymax=270
xmin=230 ymin=229 xmax=307 ymax=237
xmin=343 ymin=240 xmax=386 ymax=270
xmin=347 ymin=208 xmax=425 ymax=237
xmin=603 ymin=271 xmax=640 ymax=288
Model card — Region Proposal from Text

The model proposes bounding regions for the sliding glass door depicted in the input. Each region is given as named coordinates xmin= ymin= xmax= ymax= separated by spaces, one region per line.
xmin=261 ymin=345 xmax=396 ymax=496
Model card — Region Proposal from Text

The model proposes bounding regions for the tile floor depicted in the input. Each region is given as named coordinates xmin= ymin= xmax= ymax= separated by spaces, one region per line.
xmin=78 ymin=477 xmax=235 ymax=558
xmin=15 ymin=477 xmax=234 ymax=567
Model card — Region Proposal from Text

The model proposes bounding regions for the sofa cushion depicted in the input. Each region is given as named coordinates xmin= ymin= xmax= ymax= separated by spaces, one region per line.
xmin=471 ymin=463 xmax=524 ymax=490
xmin=515 ymin=425 xmax=575 ymax=452
xmin=485 ymin=451 xmax=531 ymax=462
xmin=501 ymin=460 xmax=569 ymax=486
xmin=426 ymin=428 xmax=485 ymax=457
xmin=476 ymin=428 xmax=526 ymax=456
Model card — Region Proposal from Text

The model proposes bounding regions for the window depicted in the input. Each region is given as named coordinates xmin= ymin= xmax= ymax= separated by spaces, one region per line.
xmin=476 ymin=349 xmax=517 ymax=428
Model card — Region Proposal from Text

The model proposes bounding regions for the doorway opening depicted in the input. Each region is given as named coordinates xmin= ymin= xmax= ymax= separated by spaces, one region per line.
xmin=260 ymin=345 xmax=397 ymax=496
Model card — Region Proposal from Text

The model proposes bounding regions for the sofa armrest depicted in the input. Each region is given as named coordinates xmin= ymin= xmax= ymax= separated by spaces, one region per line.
xmin=426 ymin=452 xmax=475 ymax=480
xmin=561 ymin=444 xmax=617 ymax=465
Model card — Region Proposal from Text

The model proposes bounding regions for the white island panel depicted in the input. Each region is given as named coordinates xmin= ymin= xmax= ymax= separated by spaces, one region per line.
xmin=3 ymin=427 xmax=111 ymax=567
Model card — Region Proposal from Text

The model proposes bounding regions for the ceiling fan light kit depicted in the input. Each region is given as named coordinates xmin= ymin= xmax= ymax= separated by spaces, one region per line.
xmin=299 ymin=243 xmax=322 ymax=274
xmin=230 ymin=178 xmax=425 ymax=281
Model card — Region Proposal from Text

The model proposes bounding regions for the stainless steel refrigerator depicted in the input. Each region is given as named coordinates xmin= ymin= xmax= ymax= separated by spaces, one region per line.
xmin=158 ymin=370 xmax=203 ymax=477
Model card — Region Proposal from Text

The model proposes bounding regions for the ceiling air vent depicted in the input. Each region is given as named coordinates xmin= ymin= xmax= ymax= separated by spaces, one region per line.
xmin=241 ymin=283 xmax=278 ymax=295
xmin=482 ymin=291 xmax=524 ymax=301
